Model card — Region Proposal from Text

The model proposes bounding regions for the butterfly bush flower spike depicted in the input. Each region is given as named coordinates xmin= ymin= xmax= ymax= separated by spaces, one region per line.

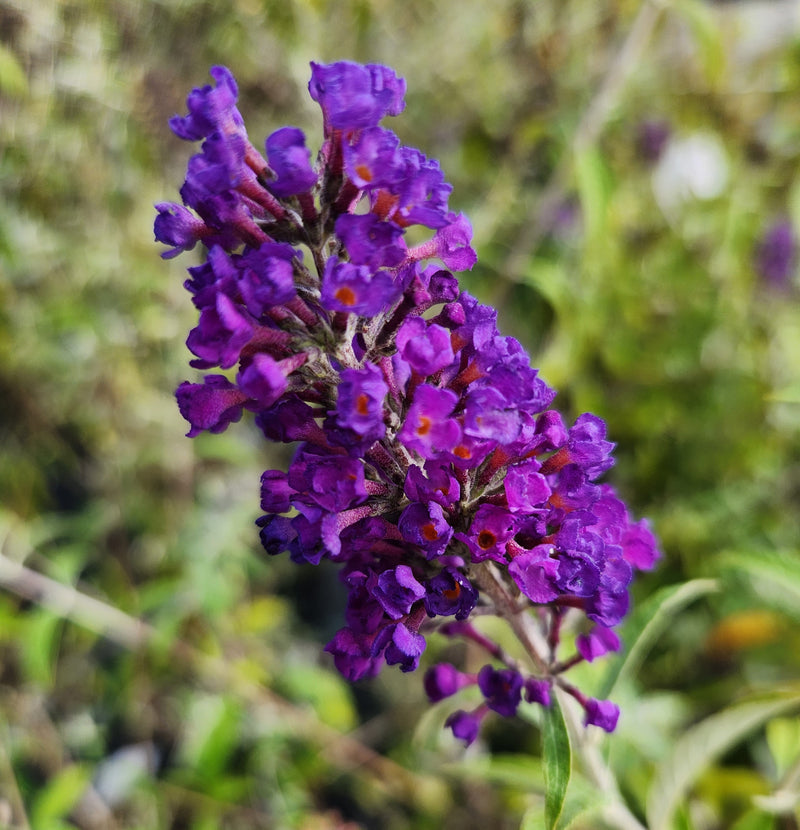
xmin=158 ymin=61 xmax=660 ymax=745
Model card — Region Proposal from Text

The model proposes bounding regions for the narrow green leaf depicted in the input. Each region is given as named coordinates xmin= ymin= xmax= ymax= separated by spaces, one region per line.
xmin=599 ymin=579 xmax=718 ymax=699
xmin=646 ymin=690 xmax=800 ymax=830
xmin=542 ymin=695 xmax=571 ymax=830
xmin=717 ymin=550 xmax=800 ymax=621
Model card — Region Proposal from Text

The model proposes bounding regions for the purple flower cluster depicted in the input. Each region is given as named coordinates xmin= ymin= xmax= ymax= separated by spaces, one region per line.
xmin=158 ymin=62 xmax=660 ymax=744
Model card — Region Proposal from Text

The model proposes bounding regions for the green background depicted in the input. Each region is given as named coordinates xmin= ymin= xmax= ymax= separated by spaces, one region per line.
xmin=1 ymin=1 xmax=799 ymax=827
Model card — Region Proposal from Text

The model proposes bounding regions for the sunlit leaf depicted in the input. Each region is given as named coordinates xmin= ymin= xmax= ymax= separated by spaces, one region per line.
xmin=647 ymin=690 xmax=800 ymax=830
xmin=718 ymin=550 xmax=800 ymax=622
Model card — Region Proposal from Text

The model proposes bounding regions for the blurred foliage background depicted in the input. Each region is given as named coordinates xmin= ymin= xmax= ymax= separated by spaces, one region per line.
xmin=1 ymin=0 xmax=799 ymax=828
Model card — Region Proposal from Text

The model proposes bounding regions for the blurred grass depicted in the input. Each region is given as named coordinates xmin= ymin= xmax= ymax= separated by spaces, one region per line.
xmin=0 ymin=0 xmax=799 ymax=827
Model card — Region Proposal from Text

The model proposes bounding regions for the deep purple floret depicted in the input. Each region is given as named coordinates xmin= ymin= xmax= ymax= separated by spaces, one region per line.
xmin=398 ymin=501 xmax=454 ymax=558
xmin=176 ymin=375 xmax=246 ymax=437
xmin=462 ymin=386 xmax=521 ymax=445
xmin=236 ymin=353 xmax=291 ymax=409
xmin=325 ymin=627 xmax=382 ymax=681
xmin=344 ymin=126 xmax=403 ymax=189
xmin=397 ymin=384 xmax=461 ymax=459
xmin=403 ymin=463 xmax=460 ymax=509
xmin=309 ymin=61 xmax=406 ymax=131
xmin=621 ymin=517 xmax=661 ymax=571
xmin=395 ymin=317 xmax=455 ymax=376
xmin=504 ymin=460 xmax=551 ymax=513
xmin=577 ymin=625 xmax=621 ymax=662
xmin=333 ymin=364 xmax=388 ymax=444
xmin=265 ymin=126 xmax=318 ymax=197
xmin=154 ymin=202 xmax=210 ymax=258
xmin=257 ymin=514 xmax=296 ymax=556
xmin=478 ymin=665 xmax=523 ymax=717
xmin=445 ymin=708 xmax=485 ymax=746
xmin=507 ymin=545 xmax=560 ymax=604
xmin=424 ymin=568 xmax=478 ymax=620
xmin=321 ymin=257 xmax=398 ymax=315
xmin=260 ymin=469 xmax=293 ymax=513
xmin=335 ymin=213 xmax=406 ymax=269
xmin=186 ymin=292 xmax=253 ymax=370
xmin=524 ymin=678 xmax=552 ymax=707
xmin=424 ymin=663 xmax=474 ymax=702
xmin=169 ymin=66 xmax=244 ymax=142
xmin=368 ymin=565 xmax=425 ymax=620
xmin=371 ymin=622 xmax=426 ymax=672
xmin=584 ymin=698 xmax=620 ymax=732
xmin=237 ymin=243 xmax=298 ymax=316
xmin=457 ymin=504 xmax=515 ymax=564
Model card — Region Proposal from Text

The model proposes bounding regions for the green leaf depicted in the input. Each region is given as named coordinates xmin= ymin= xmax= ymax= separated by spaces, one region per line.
xmin=718 ymin=550 xmax=800 ymax=621
xmin=599 ymin=579 xmax=718 ymax=699
xmin=542 ymin=695 xmax=571 ymax=830
xmin=646 ymin=690 xmax=800 ymax=830
xmin=31 ymin=765 xmax=91 ymax=828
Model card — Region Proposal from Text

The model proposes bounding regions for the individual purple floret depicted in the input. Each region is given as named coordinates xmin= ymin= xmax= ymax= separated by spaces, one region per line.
xmin=445 ymin=708 xmax=486 ymax=746
xmin=398 ymin=502 xmax=453 ymax=558
xmin=159 ymin=60 xmax=660 ymax=748
xmin=265 ymin=127 xmax=318 ymax=198
xmin=368 ymin=565 xmax=425 ymax=620
xmin=424 ymin=568 xmax=478 ymax=620
xmin=478 ymin=665 xmax=523 ymax=717
xmin=584 ymin=698 xmax=620 ymax=733
xmin=169 ymin=65 xmax=244 ymax=143
xmin=424 ymin=663 xmax=474 ymax=702
xmin=309 ymin=61 xmax=406 ymax=132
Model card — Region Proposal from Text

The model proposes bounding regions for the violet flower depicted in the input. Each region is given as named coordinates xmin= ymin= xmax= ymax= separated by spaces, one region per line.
xmin=158 ymin=61 xmax=661 ymax=744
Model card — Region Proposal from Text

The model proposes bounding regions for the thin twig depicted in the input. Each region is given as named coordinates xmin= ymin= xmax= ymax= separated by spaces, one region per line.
xmin=505 ymin=0 xmax=669 ymax=278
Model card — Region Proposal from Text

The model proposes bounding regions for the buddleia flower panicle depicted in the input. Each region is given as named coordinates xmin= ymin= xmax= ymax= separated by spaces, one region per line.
xmin=157 ymin=61 xmax=660 ymax=745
